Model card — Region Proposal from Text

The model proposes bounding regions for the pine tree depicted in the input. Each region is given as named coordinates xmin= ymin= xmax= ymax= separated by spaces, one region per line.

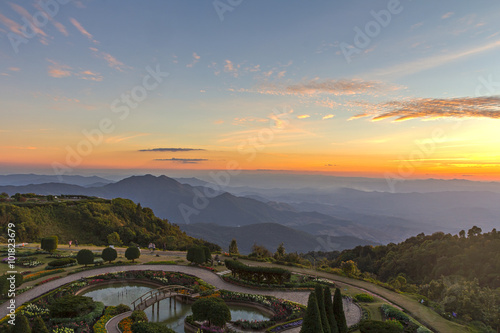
xmin=315 ymin=285 xmax=331 ymax=333
xmin=12 ymin=314 xmax=31 ymax=333
xmin=300 ymin=292 xmax=324 ymax=333
xmin=324 ymin=287 xmax=339 ymax=333
xmin=229 ymin=239 xmax=239 ymax=255
xmin=333 ymin=288 xmax=348 ymax=333
xmin=32 ymin=316 xmax=49 ymax=333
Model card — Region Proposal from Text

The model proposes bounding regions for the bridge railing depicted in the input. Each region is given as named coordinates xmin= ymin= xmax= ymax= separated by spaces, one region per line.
xmin=131 ymin=285 xmax=195 ymax=310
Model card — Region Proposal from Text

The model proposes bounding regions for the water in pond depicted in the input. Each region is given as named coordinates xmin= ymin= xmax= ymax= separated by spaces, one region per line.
xmin=82 ymin=283 xmax=271 ymax=333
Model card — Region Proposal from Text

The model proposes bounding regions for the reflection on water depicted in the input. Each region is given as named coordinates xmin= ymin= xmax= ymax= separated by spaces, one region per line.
xmin=82 ymin=283 xmax=271 ymax=333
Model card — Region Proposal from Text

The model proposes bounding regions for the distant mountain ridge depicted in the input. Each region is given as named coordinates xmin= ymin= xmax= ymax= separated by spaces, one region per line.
xmin=0 ymin=174 xmax=113 ymax=187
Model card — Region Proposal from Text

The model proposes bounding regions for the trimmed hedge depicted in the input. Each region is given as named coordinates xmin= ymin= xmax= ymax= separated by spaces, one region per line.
xmin=47 ymin=258 xmax=76 ymax=267
xmin=354 ymin=293 xmax=375 ymax=302
xmin=50 ymin=301 xmax=104 ymax=324
xmin=380 ymin=304 xmax=410 ymax=322
xmin=359 ymin=320 xmax=404 ymax=333
xmin=225 ymin=259 xmax=291 ymax=285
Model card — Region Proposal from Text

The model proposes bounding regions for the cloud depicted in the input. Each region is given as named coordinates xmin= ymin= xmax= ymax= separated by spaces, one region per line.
xmin=46 ymin=59 xmax=102 ymax=81
xmin=224 ymin=60 xmax=239 ymax=77
xmin=442 ymin=12 xmax=454 ymax=19
xmin=9 ymin=3 xmax=47 ymax=37
xmin=367 ymin=39 xmax=500 ymax=79
xmin=322 ymin=114 xmax=335 ymax=120
xmin=105 ymin=133 xmax=149 ymax=144
xmin=186 ymin=52 xmax=201 ymax=68
xmin=69 ymin=17 xmax=97 ymax=43
xmin=297 ymin=114 xmax=310 ymax=119
xmin=139 ymin=148 xmax=205 ymax=152
xmin=249 ymin=79 xmax=398 ymax=97
xmin=8 ymin=67 xmax=20 ymax=72
xmin=355 ymin=96 xmax=500 ymax=122
xmin=89 ymin=47 xmax=129 ymax=71
xmin=47 ymin=60 xmax=72 ymax=78
xmin=155 ymin=158 xmax=208 ymax=164
xmin=0 ymin=12 xmax=22 ymax=35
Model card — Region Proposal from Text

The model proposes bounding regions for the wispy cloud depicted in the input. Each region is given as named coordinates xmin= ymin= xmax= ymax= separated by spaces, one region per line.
xmin=10 ymin=3 xmax=47 ymax=37
xmin=297 ymin=114 xmax=310 ymax=119
xmin=186 ymin=52 xmax=201 ymax=68
xmin=322 ymin=114 xmax=335 ymax=120
xmin=442 ymin=12 xmax=454 ymax=19
xmin=105 ymin=133 xmax=149 ymax=144
xmin=139 ymin=148 xmax=205 ymax=152
xmin=90 ymin=47 xmax=129 ymax=72
xmin=367 ymin=39 xmax=500 ymax=79
xmin=0 ymin=12 xmax=22 ymax=35
xmin=247 ymin=79 xmax=400 ymax=97
xmin=47 ymin=60 xmax=72 ymax=78
xmin=224 ymin=59 xmax=239 ymax=77
xmin=8 ymin=67 xmax=20 ymax=72
xmin=69 ymin=17 xmax=97 ymax=43
xmin=354 ymin=96 xmax=500 ymax=122
xmin=155 ymin=158 xmax=208 ymax=164
xmin=46 ymin=59 xmax=102 ymax=81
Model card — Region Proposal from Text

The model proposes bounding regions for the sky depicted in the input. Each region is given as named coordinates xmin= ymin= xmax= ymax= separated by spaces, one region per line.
xmin=1 ymin=0 xmax=500 ymax=181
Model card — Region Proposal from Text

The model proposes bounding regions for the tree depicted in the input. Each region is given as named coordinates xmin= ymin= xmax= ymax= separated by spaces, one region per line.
xmin=107 ymin=232 xmax=123 ymax=246
xmin=192 ymin=297 xmax=231 ymax=328
xmin=316 ymin=285 xmax=331 ymax=333
xmin=125 ymin=246 xmax=141 ymax=262
xmin=187 ymin=246 xmax=206 ymax=265
xmin=468 ymin=225 xmax=482 ymax=238
xmin=102 ymin=247 xmax=118 ymax=264
xmin=41 ymin=236 xmax=58 ymax=253
xmin=203 ymin=246 xmax=212 ymax=263
xmin=32 ymin=316 xmax=49 ymax=333
xmin=459 ymin=230 xmax=466 ymax=238
xmin=275 ymin=242 xmax=286 ymax=259
xmin=250 ymin=243 xmax=272 ymax=258
xmin=333 ymin=288 xmax=348 ymax=333
xmin=229 ymin=238 xmax=239 ymax=255
xmin=324 ymin=287 xmax=339 ymax=333
xmin=300 ymin=291 xmax=324 ymax=333
xmin=340 ymin=260 xmax=360 ymax=277
xmin=76 ymin=249 xmax=94 ymax=267
xmin=12 ymin=314 xmax=31 ymax=333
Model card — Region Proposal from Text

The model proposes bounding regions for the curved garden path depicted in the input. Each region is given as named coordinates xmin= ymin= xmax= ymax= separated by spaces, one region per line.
xmin=0 ymin=265 xmax=361 ymax=332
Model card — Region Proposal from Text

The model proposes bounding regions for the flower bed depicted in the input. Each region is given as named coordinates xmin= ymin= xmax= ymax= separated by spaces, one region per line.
xmin=35 ymin=275 xmax=62 ymax=286
xmin=266 ymin=319 xmax=303 ymax=332
xmin=118 ymin=317 xmax=133 ymax=333
xmin=23 ymin=268 xmax=65 ymax=282
xmin=222 ymin=274 xmax=335 ymax=291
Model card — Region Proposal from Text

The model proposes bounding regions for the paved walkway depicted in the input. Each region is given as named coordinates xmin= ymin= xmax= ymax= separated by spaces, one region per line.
xmin=0 ymin=265 xmax=361 ymax=332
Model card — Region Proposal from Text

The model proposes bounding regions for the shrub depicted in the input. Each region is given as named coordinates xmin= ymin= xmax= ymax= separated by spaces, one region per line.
xmin=47 ymin=258 xmax=76 ymax=267
xmin=0 ymin=273 xmax=23 ymax=296
xmin=355 ymin=293 xmax=375 ymax=302
xmin=359 ymin=320 xmax=404 ymax=333
xmin=49 ymin=295 xmax=95 ymax=318
xmin=225 ymin=259 xmax=291 ymax=285
xmin=130 ymin=310 xmax=148 ymax=322
xmin=102 ymin=247 xmax=118 ymax=263
xmin=187 ymin=246 xmax=206 ymax=265
xmin=125 ymin=246 xmax=141 ymax=262
xmin=192 ymin=297 xmax=231 ymax=327
xmin=76 ymin=249 xmax=94 ymax=267
xmin=112 ymin=303 xmax=131 ymax=315
xmin=32 ymin=316 xmax=49 ymax=333
xmin=12 ymin=314 xmax=31 ymax=333
xmin=380 ymin=304 xmax=410 ymax=322
xmin=41 ymin=236 xmax=58 ymax=253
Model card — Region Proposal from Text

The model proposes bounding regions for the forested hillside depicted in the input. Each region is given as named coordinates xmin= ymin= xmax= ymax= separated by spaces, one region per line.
xmin=333 ymin=227 xmax=500 ymax=288
xmin=325 ymin=228 xmax=500 ymax=330
xmin=0 ymin=196 xmax=219 ymax=251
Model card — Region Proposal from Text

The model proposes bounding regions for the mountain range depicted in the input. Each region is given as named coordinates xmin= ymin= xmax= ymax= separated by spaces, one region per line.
xmin=1 ymin=174 xmax=498 ymax=253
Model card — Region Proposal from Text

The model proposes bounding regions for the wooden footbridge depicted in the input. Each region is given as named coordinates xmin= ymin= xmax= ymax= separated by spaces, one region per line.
xmin=131 ymin=285 xmax=198 ymax=313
